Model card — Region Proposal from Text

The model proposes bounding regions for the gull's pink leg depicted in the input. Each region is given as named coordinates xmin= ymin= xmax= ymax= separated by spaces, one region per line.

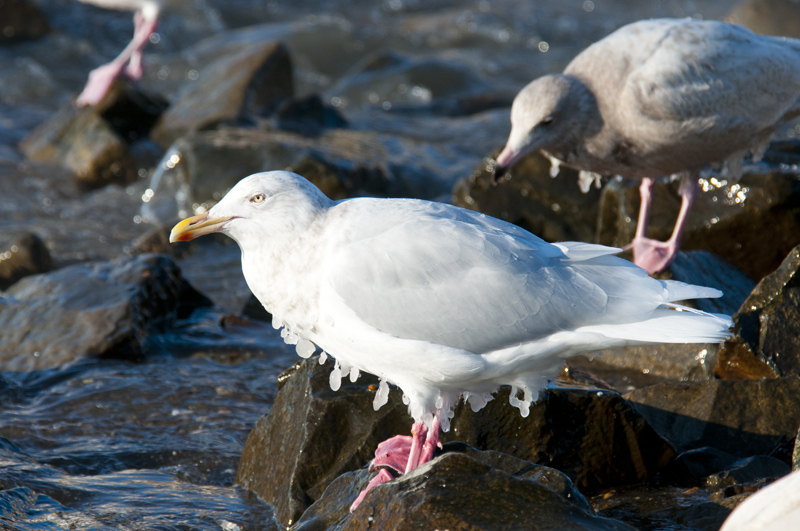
xmin=404 ymin=421 xmax=427 ymax=473
xmin=76 ymin=10 xmax=159 ymax=106
xmin=625 ymin=176 xmax=699 ymax=274
xmin=417 ymin=416 xmax=441 ymax=466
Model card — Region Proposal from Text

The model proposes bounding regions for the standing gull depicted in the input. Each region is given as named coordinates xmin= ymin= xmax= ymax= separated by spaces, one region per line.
xmin=170 ymin=171 xmax=732 ymax=510
xmin=75 ymin=0 xmax=163 ymax=106
xmin=495 ymin=18 xmax=800 ymax=274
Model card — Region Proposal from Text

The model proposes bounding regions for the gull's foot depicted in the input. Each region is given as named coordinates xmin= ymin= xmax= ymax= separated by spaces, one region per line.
xmin=625 ymin=237 xmax=678 ymax=275
xmin=76 ymin=63 xmax=125 ymax=106
xmin=370 ymin=434 xmax=412 ymax=474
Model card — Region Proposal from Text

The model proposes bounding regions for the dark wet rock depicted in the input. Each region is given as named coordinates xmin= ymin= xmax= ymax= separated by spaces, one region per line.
xmin=676 ymin=447 xmax=739 ymax=482
xmin=296 ymin=449 xmax=636 ymax=531
xmin=274 ymin=94 xmax=347 ymax=136
xmin=0 ymin=253 xmax=211 ymax=370
xmin=235 ymin=358 xmax=409 ymax=525
xmin=18 ymin=81 xmax=166 ymax=188
xmin=0 ymin=230 xmax=52 ymax=290
xmin=327 ymin=50 xmax=493 ymax=112
xmin=625 ymin=379 xmax=800 ymax=458
xmin=596 ymin=166 xmax=800 ymax=281
xmin=716 ymin=245 xmax=800 ymax=379
xmin=726 ymin=0 xmax=800 ymax=39
xmin=20 ymin=105 xmax=138 ymax=188
xmin=453 ymin=151 xmax=604 ymax=243
xmin=443 ymin=386 xmax=676 ymax=493
xmin=150 ymin=41 xmax=293 ymax=148
xmin=0 ymin=0 xmax=50 ymax=44
xmin=642 ymin=492 xmax=743 ymax=531
xmin=237 ymin=357 xmax=676 ymax=525
xmin=704 ymin=455 xmax=790 ymax=490
xmin=140 ymin=127 xmax=458 ymax=225
xmin=567 ymin=342 xmax=720 ymax=392
xmin=661 ymin=250 xmax=755 ymax=315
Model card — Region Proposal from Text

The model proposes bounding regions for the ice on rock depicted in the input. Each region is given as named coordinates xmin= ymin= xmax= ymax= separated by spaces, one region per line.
xmin=296 ymin=339 xmax=316 ymax=358
xmin=329 ymin=360 xmax=342 ymax=391
xmin=319 ymin=351 xmax=328 ymax=365
xmin=281 ymin=327 xmax=299 ymax=345
xmin=373 ymin=379 xmax=390 ymax=411
xmin=349 ymin=366 xmax=360 ymax=383
xmin=578 ymin=170 xmax=601 ymax=193
xmin=467 ymin=392 xmax=492 ymax=412
xmin=508 ymin=385 xmax=532 ymax=417
xmin=271 ymin=315 xmax=283 ymax=330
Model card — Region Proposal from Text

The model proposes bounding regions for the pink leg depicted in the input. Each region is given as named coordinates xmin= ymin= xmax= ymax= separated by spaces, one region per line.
xmin=417 ymin=416 xmax=441 ymax=466
xmin=625 ymin=176 xmax=699 ymax=274
xmin=76 ymin=10 xmax=159 ymax=106
xmin=404 ymin=421 xmax=427 ymax=473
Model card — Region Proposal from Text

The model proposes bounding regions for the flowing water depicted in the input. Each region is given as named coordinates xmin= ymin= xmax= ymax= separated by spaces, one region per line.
xmin=1 ymin=0 xmax=752 ymax=529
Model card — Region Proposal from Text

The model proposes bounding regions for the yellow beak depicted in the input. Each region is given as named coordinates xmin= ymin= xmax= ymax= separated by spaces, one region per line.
xmin=169 ymin=212 xmax=234 ymax=242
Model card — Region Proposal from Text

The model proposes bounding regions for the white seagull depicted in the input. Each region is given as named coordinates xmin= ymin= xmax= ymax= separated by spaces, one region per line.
xmin=170 ymin=171 xmax=733 ymax=510
xmin=495 ymin=18 xmax=800 ymax=274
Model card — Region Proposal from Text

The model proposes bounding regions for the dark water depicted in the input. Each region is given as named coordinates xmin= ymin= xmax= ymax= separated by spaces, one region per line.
xmin=0 ymin=0 xmax=753 ymax=529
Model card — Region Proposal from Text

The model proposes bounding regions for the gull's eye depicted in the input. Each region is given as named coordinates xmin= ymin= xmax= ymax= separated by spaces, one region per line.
xmin=250 ymin=193 xmax=266 ymax=204
xmin=540 ymin=116 xmax=554 ymax=125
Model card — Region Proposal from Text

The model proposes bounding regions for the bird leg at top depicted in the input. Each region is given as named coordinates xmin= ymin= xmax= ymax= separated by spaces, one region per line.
xmin=76 ymin=9 xmax=159 ymax=106
xmin=625 ymin=175 xmax=699 ymax=275
xmin=350 ymin=417 xmax=442 ymax=512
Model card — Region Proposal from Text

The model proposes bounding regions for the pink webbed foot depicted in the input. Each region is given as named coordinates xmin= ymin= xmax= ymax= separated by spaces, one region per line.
xmin=625 ymin=237 xmax=679 ymax=275
xmin=76 ymin=62 xmax=127 ymax=106
xmin=370 ymin=434 xmax=412 ymax=474
xmin=351 ymin=419 xmax=442 ymax=512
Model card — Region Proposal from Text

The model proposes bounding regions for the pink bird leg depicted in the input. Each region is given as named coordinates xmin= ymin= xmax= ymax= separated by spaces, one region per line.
xmin=625 ymin=176 xmax=699 ymax=275
xmin=76 ymin=8 xmax=159 ymax=106
xmin=350 ymin=417 xmax=442 ymax=512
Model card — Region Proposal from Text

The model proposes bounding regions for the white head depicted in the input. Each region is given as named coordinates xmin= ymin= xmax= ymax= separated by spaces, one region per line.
xmin=169 ymin=171 xmax=332 ymax=248
xmin=495 ymin=74 xmax=597 ymax=175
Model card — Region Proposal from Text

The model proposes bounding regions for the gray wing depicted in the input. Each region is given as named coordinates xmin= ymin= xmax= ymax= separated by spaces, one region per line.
xmin=325 ymin=200 xmax=659 ymax=354
xmin=622 ymin=20 xmax=800 ymax=127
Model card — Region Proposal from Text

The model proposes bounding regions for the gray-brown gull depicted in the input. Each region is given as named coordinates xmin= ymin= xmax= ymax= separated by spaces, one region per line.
xmin=75 ymin=0 xmax=163 ymax=106
xmin=494 ymin=18 xmax=800 ymax=274
xmin=170 ymin=171 xmax=732 ymax=510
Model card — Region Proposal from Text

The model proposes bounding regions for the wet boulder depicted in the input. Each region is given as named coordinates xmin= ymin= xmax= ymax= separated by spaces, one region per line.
xmin=716 ymin=245 xmax=800 ymax=379
xmin=453 ymin=151 xmax=603 ymax=243
xmin=443 ymin=386 xmax=676 ymax=494
xmin=0 ymin=253 xmax=211 ymax=370
xmin=295 ymin=448 xmax=636 ymax=531
xmin=704 ymin=455 xmax=790 ymax=491
xmin=237 ymin=358 xmax=676 ymax=525
xmin=0 ymin=0 xmax=50 ymax=44
xmin=234 ymin=358 xmax=410 ymax=526
xmin=19 ymin=81 xmax=167 ymax=188
xmin=0 ymin=230 xmax=53 ymax=290
xmin=150 ymin=41 xmax=293 ymax=147
xmin=596 ymin=161 xmax=800 ymax=281
xmin=624 ymin=379 xmax=800 ymax=458
xmin=325 ymin=50 xmax=493 ymax=113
